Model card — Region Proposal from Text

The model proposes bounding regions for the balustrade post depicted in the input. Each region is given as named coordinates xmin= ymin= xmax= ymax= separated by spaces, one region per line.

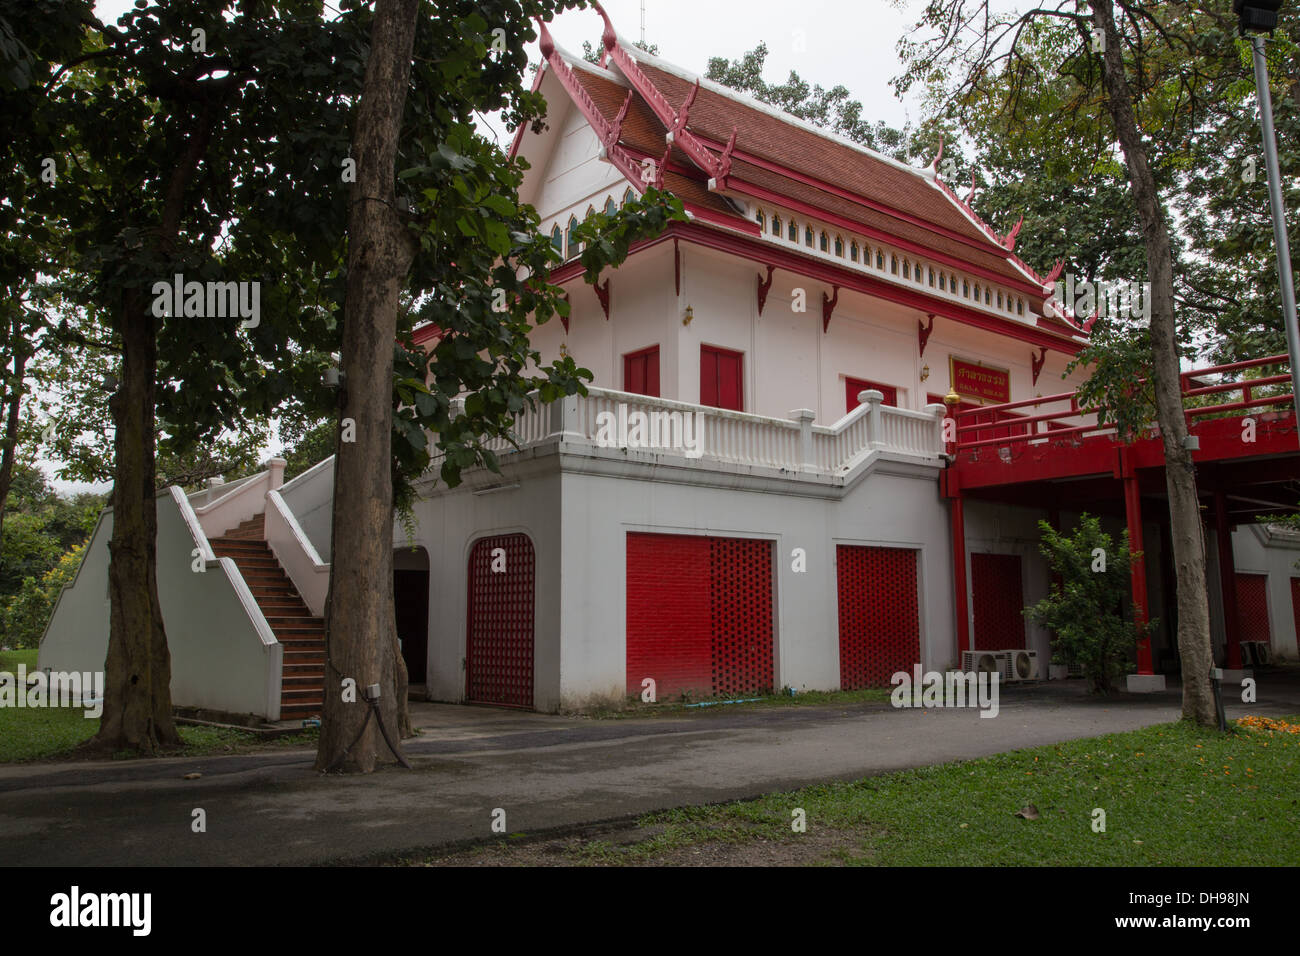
xmin=924 ymin=403 xmax=947 ymax=456
xmin=860 ymin=390 xmax=885 ymax=450
xmin=789 ymin=408 xmax=816 ymax=470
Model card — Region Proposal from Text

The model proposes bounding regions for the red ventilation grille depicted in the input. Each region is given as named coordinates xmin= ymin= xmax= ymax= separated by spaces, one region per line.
xmin=709 ymin=537 xmax=774 ymax=696
xmin=837 ymin=545 xmax=921 ymax=689
xmin=1235 ymin=573 xmax=1271 ymax=645
xmin=626 ymin=532 xmax=773 ymax=699
xmin=466 ymin=533 xmax=534 ymax=708
xmin=971 ymin=553 xmax=1025 ymax=651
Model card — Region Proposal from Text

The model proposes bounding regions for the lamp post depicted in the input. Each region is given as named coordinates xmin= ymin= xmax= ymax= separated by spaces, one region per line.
xmin=1235 ymin=0 xmax=1300 ymax=412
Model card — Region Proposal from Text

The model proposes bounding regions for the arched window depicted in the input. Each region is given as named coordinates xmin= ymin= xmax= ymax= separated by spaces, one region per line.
xmin=985 ymin=288 xmax=992 ymax=305
xmin=850 ymin=241 xmax=859 ymax=262
xmin=891 ymin=255 xmax=898 ymax=275
xmin=756 ymin=209 xmax=766 ymax=230
xmin=997 ymin=290 xmax=1003 ymax=309
xmin=939 ymin=273 xmax=947 ymax=291
xmin=550 ymin=224 xmax=564 ymax=255
xmin=788 ymin=220 xmax=798 ymax=242
xmin=973 ymin=283 xmax=981 ymax=302
xmin=834 ymin=236 xmax=844 ymax=257
xmin=876 ymin=250 xmax=885 ymax=270
xmin=605 ymin=197 xmax=617 ymax=216
xmin=950 ymin=273 xmax=958 ymax=292
xmin=819 ymin=231 xmax=829 ymax=252
xmin=962 ymin=280 xmax=970 ymax=298
xmin=622 ymin=187 xmax=634 ymax=206
xmin=772 ymin=214 xmax=782 ymax=236
xmin=917 ymin=264 xmax=925 ymax=284
xmin=1017 ymin=298 xmax=1024 ymax=315
xmin=567 ymin=215 xmax=580 ymax=255
xmin=928 ymin=267 xmax=936 ymax=287
xmin=903 ymin=260 xmax=911 ymax=279
xmin=805 ymin=226 xmax=814 ymax=247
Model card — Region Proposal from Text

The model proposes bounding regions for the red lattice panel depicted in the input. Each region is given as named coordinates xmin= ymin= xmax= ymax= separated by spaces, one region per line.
xmin=971 ymin=553 xmax=1025 ymax=651
xmin=709 ymin=537 xmax=774 ymax=696
xmin=837 ymin=545 xmax=920 ymax=689
xmin=1291 ymin=579 xmax=1300 ymax=657
xmin=466 ymin=533 xmax=534 ymax=708
xmin=627 ymin=533 xmax=713 ymax=698
xmin=1234 ymin=573 xmax=1271 ymax=645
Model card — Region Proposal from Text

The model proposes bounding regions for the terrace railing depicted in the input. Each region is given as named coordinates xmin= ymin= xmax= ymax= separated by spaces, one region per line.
xmin=952 ymin=353 xmax=1294 ymax=454
xmin=455 ymin=386 xmax=947 ymax=477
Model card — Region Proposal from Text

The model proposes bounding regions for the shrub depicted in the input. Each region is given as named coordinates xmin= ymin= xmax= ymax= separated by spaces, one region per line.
xmin=0 ymin=539 xmax=87 ymax=649
xmin=1023 ymin=514 xmax=1145 ymax=694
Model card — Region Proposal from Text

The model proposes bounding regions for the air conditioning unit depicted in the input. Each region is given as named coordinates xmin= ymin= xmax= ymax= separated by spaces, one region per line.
xmin=1003 ymin=649 xmax=1039 ymax=682
xmin=960 ymin=650 xmax=1011 ymax=680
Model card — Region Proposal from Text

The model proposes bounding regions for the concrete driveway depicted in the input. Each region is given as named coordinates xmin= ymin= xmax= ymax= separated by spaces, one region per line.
xmin=2 ymin=675 xmax=1296 ymax=866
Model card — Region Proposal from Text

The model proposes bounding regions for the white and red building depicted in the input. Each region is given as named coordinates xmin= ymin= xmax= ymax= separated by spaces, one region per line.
xmin=38 ymin=8 xmax=1300 ymax=719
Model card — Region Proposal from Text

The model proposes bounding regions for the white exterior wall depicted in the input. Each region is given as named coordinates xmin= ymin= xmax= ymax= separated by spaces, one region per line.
xmin=556 ymin=461 xmax=951 ymax=707
xmin=39 ymin=489 xmax=283 ymax=719
xmin=1228 ymin=524 xmax=1300 ymax=661
xmin=408 ymin=461 xmax=564 ymax=710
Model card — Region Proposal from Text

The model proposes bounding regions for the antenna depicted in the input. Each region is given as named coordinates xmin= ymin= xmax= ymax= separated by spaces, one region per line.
xmin=640 ymin=0 xmax=646 ymax=46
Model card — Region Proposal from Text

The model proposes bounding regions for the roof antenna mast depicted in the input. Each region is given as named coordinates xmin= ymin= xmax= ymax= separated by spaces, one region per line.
xmin=640 ymin=0 xmax=646 ymax=46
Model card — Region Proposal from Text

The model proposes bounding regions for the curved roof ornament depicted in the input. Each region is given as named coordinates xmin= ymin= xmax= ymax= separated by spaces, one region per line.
xmin=1003 ymin=215 xmax=1023 ymax=251
xmin=537 ymin=17 xmax=554 ymax=60
xmin=594 ymin=0 xmax=619 ymax=52
xmin=928 ymin=135 xmax=944 ymax=174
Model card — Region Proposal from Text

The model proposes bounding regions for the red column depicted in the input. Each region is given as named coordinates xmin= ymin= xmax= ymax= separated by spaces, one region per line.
xmin=952 ymin=495 xmax=971 ymax=657
xmin=1123 ymin=468 xmax=1153 ymax=675
xmin=1215 ymin=488 xmax=1242 ymax=669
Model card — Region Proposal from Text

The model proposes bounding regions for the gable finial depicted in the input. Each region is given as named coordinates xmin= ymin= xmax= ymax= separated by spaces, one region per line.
xmin=593 ymin=1 xmax=618 ymax=51
xmin=929 ymin=135 xmax=944 ymax=173
xmin=537 ymin=18 xmax=554 ymax=60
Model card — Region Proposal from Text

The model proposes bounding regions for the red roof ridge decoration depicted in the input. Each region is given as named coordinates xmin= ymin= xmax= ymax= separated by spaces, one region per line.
xmin=587 ymin=3 xmax=1061 ymax=305
xmin=592 ymin=2 xmax=724 ymax=182
xmin=534 ymin=19 xmax=647 ymax=194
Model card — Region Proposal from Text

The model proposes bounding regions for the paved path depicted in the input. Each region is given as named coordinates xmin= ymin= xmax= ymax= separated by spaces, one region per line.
xmin=2 ymin=677 xmax=1297 ymax=865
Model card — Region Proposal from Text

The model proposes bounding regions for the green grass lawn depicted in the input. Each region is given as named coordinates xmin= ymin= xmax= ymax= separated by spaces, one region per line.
xmin=560 ymin=716 xmax=1300 ymax=866
xmin=0 ymin=647 xmax=317 ymax=762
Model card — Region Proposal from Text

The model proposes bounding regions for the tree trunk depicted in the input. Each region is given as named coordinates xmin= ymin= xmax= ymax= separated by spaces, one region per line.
xmin=93 ymin=287 xmax=182 ymax=753
xmin=315 ymin=0 xmax=418 ymax=773
xmin=0 ymin=315 xmax=30 ymax=543
xmin=1091 ymin=0 xmax=1216 ymax=725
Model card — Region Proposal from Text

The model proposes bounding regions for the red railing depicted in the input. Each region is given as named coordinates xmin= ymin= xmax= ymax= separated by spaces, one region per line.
xmin=951 ymin=353 xmax=1293 ymax=454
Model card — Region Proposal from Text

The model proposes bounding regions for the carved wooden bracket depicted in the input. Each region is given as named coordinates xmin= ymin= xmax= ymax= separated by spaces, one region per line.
xmin=822 ymin=285 xmax=839 ymax=334
xmin=1031 ymin=346 xmax=1047 ymax=386
xmin=919 ymin=313 xmax=935 ymax=357
xmin=594 ymin=277 xmax=611 ymax=320
xmin=756 ymin=265 xmax=776 ymax=316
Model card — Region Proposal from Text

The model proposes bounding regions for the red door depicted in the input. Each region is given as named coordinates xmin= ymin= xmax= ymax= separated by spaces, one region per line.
xmin=466 ymin=533 xmax=534 ymax=708
xmin=1235 ymin=573 xmax=1271 ymax=644
xmin=837 ymin=545 xmax=920 ymax=688
xmin=1291 ymin=579 xmax=1300 ymax=657
xmin=626 ymin=532 xmax=773 ymax=699
xmin=701 ymin=345 xmax=743 ymax=411
xmin=846 ymin=377 xmax=898 ymax=412
xmin=971 ymin=553 xmax=1025 ymax=651
xmin=623 ymin=345 xmax=660 ymax=397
